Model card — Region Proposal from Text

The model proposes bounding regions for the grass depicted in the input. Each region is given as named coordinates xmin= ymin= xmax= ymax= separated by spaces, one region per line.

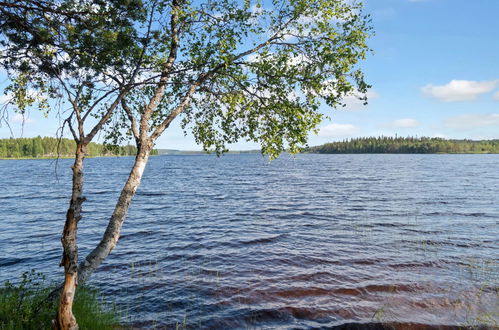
xmin=0 ymin=269 xmax=120 ymax=330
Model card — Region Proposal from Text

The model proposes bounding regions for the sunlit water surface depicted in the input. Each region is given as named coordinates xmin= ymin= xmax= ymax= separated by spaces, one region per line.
xmin=0 ymin=154 xmax=498 ymax=328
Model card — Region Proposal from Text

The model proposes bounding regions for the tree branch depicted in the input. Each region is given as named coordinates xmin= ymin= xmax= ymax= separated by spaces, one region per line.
xmin=121 ymin=98 xmax=140 ymax=144
xmin=83 ymin=89 xmax=128 ymax=144
xmin=147 ymin=31 xmax=283 ymax=142
xmin=64 ymin=113 xmax=79 ymax=143
xmin=139 ymin=0 xmax=181 ymax=142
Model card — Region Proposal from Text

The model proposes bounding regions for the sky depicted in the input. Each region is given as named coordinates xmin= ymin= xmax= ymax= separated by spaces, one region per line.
xmin=1 ymin=0 xmax=499 ymax=150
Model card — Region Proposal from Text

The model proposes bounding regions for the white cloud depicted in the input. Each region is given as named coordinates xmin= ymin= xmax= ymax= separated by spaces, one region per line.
xmin=250 ymin=4 xmax=263 ymax=15
xmin=433 ymin=133 xmax=447 ymax=139
xmin=493 ymin=91 xmax=499 ymax=101
xmin=318 ymin=123 xmax=360 ymax=137
xmin=444 ymin=113 xmax=499 ymax=129
xmin=10 ymin=114 xmax=35 ymax=124
xmin=389 ymin=118 xmax=420 ymax=128
xmin=246 ymin=53 xmax=260 ymax=63
xmin=318 ymin=80 xmax=379 ymax=110
xmin=0 ymin=94 xmax=11 ymax=104
xmin=373 ymin=8 xmax=396 ymax=20
xmin=422 ymin=79 xmax=499 ymax=102
xmin=340 ymin=90 xmax=379 ymax=110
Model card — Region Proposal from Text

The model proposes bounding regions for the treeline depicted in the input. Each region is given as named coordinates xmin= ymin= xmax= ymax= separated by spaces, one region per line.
xmin=0 ymin=136 xmax=158 ymax=158
xmin=307 ymin=137 xmax=499 ymax=154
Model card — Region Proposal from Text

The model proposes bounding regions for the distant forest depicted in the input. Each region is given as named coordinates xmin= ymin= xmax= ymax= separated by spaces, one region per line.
xmin=0 ymin=137 xmax=157 ymax=158
xmin=307 ymin=137 xmax=499 ymax=154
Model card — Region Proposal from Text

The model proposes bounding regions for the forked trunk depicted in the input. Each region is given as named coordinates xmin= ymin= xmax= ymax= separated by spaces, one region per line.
xmin=78 ymin=147 xmax=151 ymax=283
xmin=55 ymin=143 xmax=86 ymax=330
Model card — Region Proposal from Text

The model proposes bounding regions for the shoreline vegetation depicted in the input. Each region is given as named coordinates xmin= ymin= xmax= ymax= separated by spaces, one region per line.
xmin=0 ymin=270 xmax=119 ymax=330
xmin=0 ymin=137 xmax=158 ymax=159
xmin=2 ymin=136 xmax=499 ymax=159
xmin=306 ymin=136 xmax=499 ymax=154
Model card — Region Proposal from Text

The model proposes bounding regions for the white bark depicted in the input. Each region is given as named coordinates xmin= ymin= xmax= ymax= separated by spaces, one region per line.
xmin=78 ymin=148 xmax=150 ymax=283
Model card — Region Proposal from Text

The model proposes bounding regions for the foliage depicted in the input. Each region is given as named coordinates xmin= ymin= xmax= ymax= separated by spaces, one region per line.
xmin=306 ymin=136 xmax=499 ymax=154
xmin=1 ymin=1 xmax=372 ymax=326
xmin=1 ymin=0 xmax=372 ymax=159
xmin=0 ymin=136 xmax=144 ymax=158
xmin=0 ymin=0 xmax=147 ymax=146
xmin=0 ymin=270 xmax=119 ymax=330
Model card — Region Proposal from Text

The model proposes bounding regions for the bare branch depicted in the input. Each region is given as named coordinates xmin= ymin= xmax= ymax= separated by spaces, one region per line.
xmin=121 ymin=98 xmax=140 ymax=144
xmin=0 ymin=102 xmax=14 ymax=137
xmin=81 ymin=86 xmax=122 ymax=123
xmin=83 ymin=89 xmax=128 ymax=144
xmin=64 ymin=113 xmax=79 ymax=143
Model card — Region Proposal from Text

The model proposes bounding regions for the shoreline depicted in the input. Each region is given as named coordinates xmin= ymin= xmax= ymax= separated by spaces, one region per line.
xmin=2 ymin=152 xmax=499 ymax=160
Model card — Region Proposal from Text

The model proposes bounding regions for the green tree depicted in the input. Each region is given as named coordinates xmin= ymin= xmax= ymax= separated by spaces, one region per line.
xmin=0 ymin=141 xmax=5 ymax=156
xmin=31 ymin=137 xmax=44 ymax=157
xmin=1 ymin=0 xmax=372 ymax=328
xmin=306 ymin=136 xmax=499 ymax=154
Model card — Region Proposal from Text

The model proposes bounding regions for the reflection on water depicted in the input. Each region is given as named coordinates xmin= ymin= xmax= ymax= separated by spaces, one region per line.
xmin=0 ymin=154 xmax=498 ymax=328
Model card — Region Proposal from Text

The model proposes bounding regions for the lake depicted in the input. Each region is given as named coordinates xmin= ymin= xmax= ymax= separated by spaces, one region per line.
xmin=0 ymin=154 xmax=498 ymax=328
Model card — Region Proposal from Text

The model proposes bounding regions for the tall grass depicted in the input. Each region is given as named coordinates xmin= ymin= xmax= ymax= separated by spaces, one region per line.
xmin=0 ymin=270 xmax=119 ymax=330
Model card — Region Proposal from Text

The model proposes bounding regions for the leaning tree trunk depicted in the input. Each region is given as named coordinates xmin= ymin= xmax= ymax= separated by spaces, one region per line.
xmin=78 ymin=146 xmax=151 ymax=283
xmin=55 ymin=142 xmax=86 ymax=330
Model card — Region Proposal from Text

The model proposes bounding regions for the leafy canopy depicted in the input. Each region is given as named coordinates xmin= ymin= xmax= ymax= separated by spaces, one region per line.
xmin=1 ymin=0 xmax=372 ymax=158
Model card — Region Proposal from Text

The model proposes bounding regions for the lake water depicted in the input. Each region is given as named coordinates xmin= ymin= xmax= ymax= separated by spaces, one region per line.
xmin=0 ymin=154 xmax=498 ymax=328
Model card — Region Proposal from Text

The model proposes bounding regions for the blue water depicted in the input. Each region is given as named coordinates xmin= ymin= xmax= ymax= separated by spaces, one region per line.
xmin=0 ymin=154 xmax=498 ymax=328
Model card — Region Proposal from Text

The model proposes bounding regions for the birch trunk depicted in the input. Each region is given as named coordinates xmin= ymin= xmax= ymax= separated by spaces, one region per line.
xmin=55 ymin=143 xmax=86 ymax=330
xmin=78 ymin=147 xmax=151 ymax=283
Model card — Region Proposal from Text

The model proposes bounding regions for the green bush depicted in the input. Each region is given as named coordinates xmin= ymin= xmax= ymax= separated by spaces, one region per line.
xmin=0 ymin=269 xmax=119 ymax=330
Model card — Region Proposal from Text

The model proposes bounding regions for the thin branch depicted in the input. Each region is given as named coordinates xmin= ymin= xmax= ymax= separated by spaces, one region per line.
xmin=81 ymin=86 xmax=121 ymax=123
xmin=147 ymin=27 xmax=286 ymax=142
xmin=81 ymin=2 xmax=158 ymax=140
xmin=129 ymin=0 xmax=156 ymax=84
xmin=148 ymin=82 xmax=199 ymax=142
xmin=64 ymin=113 xmax=79 ymax=142
xmin=121 ymin=98 xmax=139 ymax=144
xmin=0 ymin=102 xmax=14 ymax=136
xmin=140 ymin=0 xmax=181 ymax=141
xmin=83 ymin=89 xmax=128 ymax=144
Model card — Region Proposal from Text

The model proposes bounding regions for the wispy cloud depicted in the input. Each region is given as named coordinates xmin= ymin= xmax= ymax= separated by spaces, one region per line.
xmin=318 ymin=123 xmax=360 ymax=137
xmin=444 ymin=113 xmax=499 ymax=129
xmin=372 ymin=8 xmax=396 ymax=20
xmin=0 ymin=94 xmax=10 ymax=104
xmin=10 ymin=113 xmax=35 ymax=124
xmin=340 ymin=90 xmax=379 ymax=110
xmin=422 ymin=79 xmax=499 ymax=102
xmin=493 ymin=91 xmax=499 ymax=101
xmin=387 ymin=118 xmax=420 ymax=128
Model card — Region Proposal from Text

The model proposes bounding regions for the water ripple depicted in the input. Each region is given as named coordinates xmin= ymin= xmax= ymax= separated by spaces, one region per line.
xmin=0 ymin=154 xmax=498 ymax=328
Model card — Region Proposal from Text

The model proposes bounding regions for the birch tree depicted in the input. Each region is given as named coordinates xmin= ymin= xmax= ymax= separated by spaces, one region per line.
xmin=1 ymin=0 xmax=372 ymax=328
xmin=1 ymin=1 xmax=147 ymax=328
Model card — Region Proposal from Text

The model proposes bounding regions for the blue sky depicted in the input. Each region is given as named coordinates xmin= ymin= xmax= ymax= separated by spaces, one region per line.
xmin=1 ymin=0 xmax=498 ymax=150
